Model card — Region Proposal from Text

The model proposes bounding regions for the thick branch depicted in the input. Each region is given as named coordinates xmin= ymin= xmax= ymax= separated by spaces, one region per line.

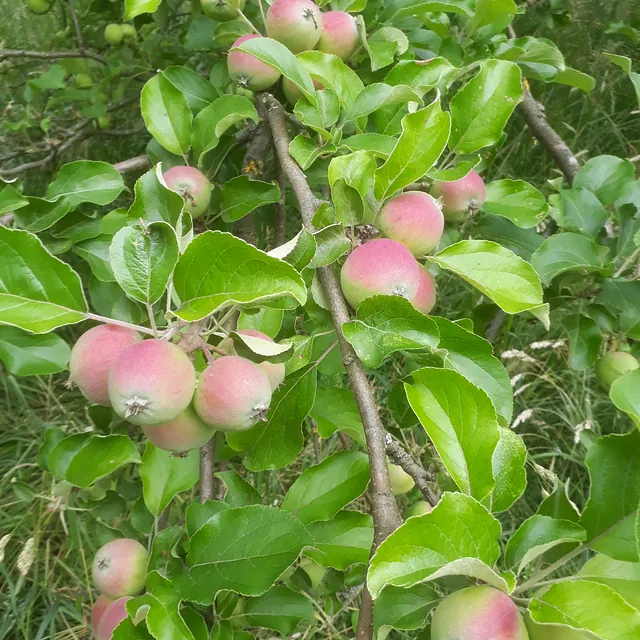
xmin=0 ymin=48 xmax=107 ymax=65
xmin=262 ymin=93 xmax=401 ymax=640
xmin=274 ymin=162 xmax=287 ymax=246
xmin=385 ymin=434 xmax=439 ymax=506
xmin=262 ymin=92 xmax=402 ymax=538
xmin=113 ymin=155 xmax=152 ymax=174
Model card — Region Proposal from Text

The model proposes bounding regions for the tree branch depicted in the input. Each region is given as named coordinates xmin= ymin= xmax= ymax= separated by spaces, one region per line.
xmin=508 ymin=25 xmax=580 ymax=184
xmin=385 ymin=434 xmax=439 ymax=506
xmin=199 ymin=437 xmax=216 ymax=503
xmin=67 ymin=0 xmax=86 ymax=51
xmin=0 ymin=49 xmax=107 ymax=65
xmin=113 ymin=155 xmax=152 ymax=174
xmin=261 ymin=92 xmax=401 ymax=640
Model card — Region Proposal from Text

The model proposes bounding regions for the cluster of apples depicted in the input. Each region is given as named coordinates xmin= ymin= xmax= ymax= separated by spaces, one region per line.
xmin=103 ymin=23 xmax=137 ymax=45
xmin=340 ymin=171 xmax=486 ymax=314
xmin=90 ymin=538 xmax=149 ymax=639
xmin=69 ymin=323 xmax=284 ymax=453
xmin=223 ymin=0 xmax=359 ymax=92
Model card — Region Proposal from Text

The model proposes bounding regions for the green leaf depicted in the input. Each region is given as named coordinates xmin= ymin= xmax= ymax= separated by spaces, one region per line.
xmin=610 ymin=369 xmax=640 ymax=426
xmin=88 ymin=278 xmax=146 ymax=325
xmin=185 ymin=505 xmax=312 ymax=600
xmin=311 ymin=386 xmax=366 ymax=444
xmin=345 ymin=84 xmax=423 ymax=122
xmin=384 ymin=58 xmax=455 ymax=93
xmin=604 ymin=53 xmax=640 ymax=110
xmin=579 ymin=554 xmax=640 ymax=610
xmin=296 ymin=51 xmax=364 ymax=110
xmin=327 ymin=151 xmax=376 ymax=226
xmin=305 ymin=510 xmax=374 ymax=570
xmin=574 ymin=155 xmax=636 ymax=205
xmin=580 ymin=431 xmax=640 ymax=562
xmin=357 ymin=18 xmax=398 ymax=72
xmin=128 ymin=572 xmax=195 ymax=640
xmin=374 ymin=98 xmax=451 ymax=200
xmin=125 ymin=0 xmax=160 ymax=19
xmin=229 ymin=330 xmax=293 ymax=364
xmin=232 ymin=38 xmax=317 ymax=105
xmin=308 ymin=224 xmax=350 ymax=268
xmin=0 ymin=227 xmax=87 ymax=333
xmin=553 ymin=67 xmax=596 ymax=93
xmin=192 ymin=95 xmax=258 ymax=165
xmin=243 ymin=586 xmax=314 ymax=634
xmin=140 ymin=443 xmax=199 ymax=517
xmin=185 ymin=499 xmax=230 ymax=537
xmin=341 ymin=133 xmax=397 ymax=158
xmin=430 ymin=240 xmax=548 ymax=326
xmin=0 ymin=326 xmax=70 ymax=376
xmin=46 ymin=161 xmax=124 ymax=209
xmin=449 ymin=60 xmax=523 ymax=154
xmin=475 ymin=215 xmax=543 ymax=261
xmin=73 ymin=236 xmax=115 ymax=283
xmin=466 ymin=0 xmax=516 ymax=40
xmin=110 ymin=222 xmax=179 ymax=306
xmin=163 ymin=66 xmax=217 ymax=114
xmin=490 ymin=426 xmax=527 ymax=512
xmin=596 ymin=280 xmax=640 ymax=336
xmin=342 ymin=296 xmax=439 ymax=369
xmin=427 ymin=157 xmax=482 ymax=182
xmin=367 ymin=492 xmax=502 ymax=598
xmin=374 ymin=584 xmax=438 ymax=635
xmin=173 ymin=231 xmax=307 ymax=321
xmin=0 ymin=184 xmax=28 ymax=215
xmin=141 ymin=74 xmax=192 ymax=156
xmin=149 ymin=527 xmax=183 ymax=578
xmin=282 ymin=451 xmax=370 ymax=524
xmin=217 ymin=470 xmax=261 ymax=508
xmin=505 ymin=515 xmax=587 ymax=573
xmin=383 ymin=0 xmax=473 ymax=21
xmin=295 ymin=90 xmax=340 ymax=138
xmin=129 ymin=165 xmax=184 ymax=227
xmin=12 ymin=197 xmax=71 ymax=233
xmin=48 ymin=434 xmax=140 ymax=487
xmin=562 ymin=313 xmax=602 ymax=370
xmin=560 ymin=187 xmax=609 ymax=236
xmin=483 ymin=179 xmax=547 ymax=228
xmin=405 ymin=368 xmax=500 ymax=500
xmin=226 ymin=365 xmax=317 ymax=471
xmin=494 ymin=36 xmax=565 ymax=72
xmin=529 ymin=580 xmax=640 ymax=639
xmin=220 ymin=176 xmax=280 ymax=223
xmin=431 ymin=317 xmax=513 ymax=426
xmin=237 ymin=307 xmax=284 ymax=339
xmin=531 ymin=233 xmax=609 ymax=285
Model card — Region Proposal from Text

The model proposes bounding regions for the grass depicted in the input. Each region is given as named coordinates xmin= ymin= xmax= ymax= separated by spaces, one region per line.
xmin=2 ymin=0 xmax=640 ymax=637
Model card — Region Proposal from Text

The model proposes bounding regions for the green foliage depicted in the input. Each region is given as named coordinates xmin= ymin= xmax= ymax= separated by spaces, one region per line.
xmin=2 ymin=0 xmax=640 ymax=638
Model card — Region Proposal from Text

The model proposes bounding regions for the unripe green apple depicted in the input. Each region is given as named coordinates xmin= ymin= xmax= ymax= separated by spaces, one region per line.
xmin=201 ymin=0 xmax=245 ymax=22
xmin=74 ymin=73 xmax=94 ymax=88
xmin=27 ymin=0 xmax=50 ymax=14
xmin=431 ymin=586 xmax=528 ymax=640
xmin=405 ymin=500 xmax=432 ymax=518
xmin=104 ymin=23 xmax=124 ymax=45
xmin=97 ymin=115 xmax=111 ymax=129
xmin=595 ymin=351 xmax=640 ymax=388
xmin=121 ymin=23 xmax=137 ymax=39
xmin=299 ymin=557 xmax=326 ymax=591
xmin=387 ymin=462 xmax=415 ymax=496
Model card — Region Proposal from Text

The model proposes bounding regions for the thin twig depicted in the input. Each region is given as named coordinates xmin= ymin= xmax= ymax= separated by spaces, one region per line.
xmin=613 ymin=246 xmax=640 ymax=278
xmin=311 ymin=419 xmax=321 ymax=464
xmin=507 ymin=26 xmax=580 ymax=184
xmin=0 ymin=49 xmax=107 ymax=65
xmin=261 ymin=92 xmax=401 ymax=640
xmin=514 ymin=544 xmax=586 ymax=595
xmin=236 ymin=8 xmax=261 ymax=34
xmin=67 ymin=0 xmax=85 ymax=51
xmin=385 ymin=434 xmax=439 ymax=506
xmin=85 ymin=312 xmax=157 ymax=336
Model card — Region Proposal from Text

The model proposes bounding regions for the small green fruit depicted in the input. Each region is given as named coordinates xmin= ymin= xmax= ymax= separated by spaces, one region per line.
xmin=201 ymin=0 xmax=245 ymax=22
xmin=595 ymin=351 xmax=640 ymax=389
xmin=405 ymin=500 xmax=432 ymax=518
xmin=27 ymin=0 xmax=50 ymax=14
xmin=387 ymin=462 xmax=415 ymax=496
xmin=74 ymin=73 xmax=94 ymax=88
xmin=121 ymin=23 xmax=137 ymax=39
xmin=104 ymin=23 xmax=124 ymax=45
xmin=97 ymin=115 xmax=111 ymax=129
